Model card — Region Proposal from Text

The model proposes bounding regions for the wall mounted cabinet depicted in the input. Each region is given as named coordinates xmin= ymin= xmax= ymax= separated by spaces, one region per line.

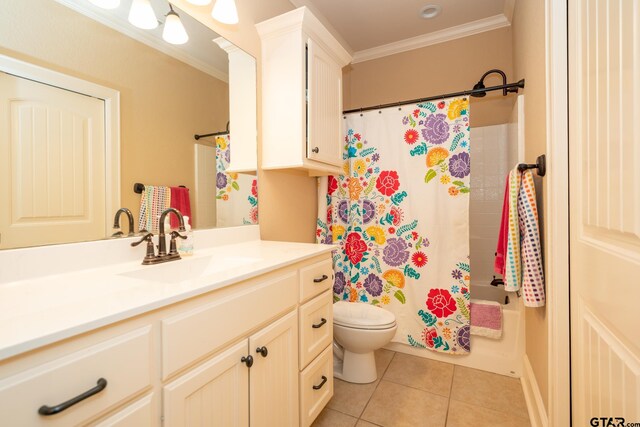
xmin=257 ymin=7 xmax=352 ymax=176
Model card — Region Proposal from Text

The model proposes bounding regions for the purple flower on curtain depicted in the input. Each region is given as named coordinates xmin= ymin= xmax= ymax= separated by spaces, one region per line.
xmin=362 ymin=200 xmax=376 ymax=224
xmin=383 ymin=238 xmax=410 ymax=267
xmin=421 ymin=113 xmax=450 ymax=145
xmin=216 ymin=172 xmax=227 ymax=189
xmin=449 ymin=152 xmax=471 ymax=178
xmin=224 ymin=149 xmax=231 ymax=164
xmin=451 ymin=269 xmax=463 ymax=280
xmin=456 ymin=325 xmax=471 ymax=352
xmin=338 ymin=200 xmax=349 ymax=223
xmin=363 ymin=274 xmax=383 ymax=296
xmin=334 ymin=271 xmax=346 ymax=294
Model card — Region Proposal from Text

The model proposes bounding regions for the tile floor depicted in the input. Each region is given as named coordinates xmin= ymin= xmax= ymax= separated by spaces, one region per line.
xmin=312 ymin=349 xmax=531 ymax=427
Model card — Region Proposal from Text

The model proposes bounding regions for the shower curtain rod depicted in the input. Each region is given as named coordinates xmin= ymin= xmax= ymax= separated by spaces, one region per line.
xmin=194 ymin=121 xmax=230 ymax=140
xmin=342 ymin=79 xmax=525 ymax=115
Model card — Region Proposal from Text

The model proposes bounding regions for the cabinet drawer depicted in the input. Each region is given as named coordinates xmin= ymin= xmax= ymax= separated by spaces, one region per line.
xmin=93 ymin=393 xmax=154 ymax=427
xmin=299 ymin=258 xmax=333 ymax=303
xmin=299 ymin=346 xmax=333 ymax=427
xmin=162 ymin=272 xmax=297 ymax=379
xmin=299 ymin=290 xmax=333 ymax=369
xmin=0 ymin=327 xmax=152 ymax=427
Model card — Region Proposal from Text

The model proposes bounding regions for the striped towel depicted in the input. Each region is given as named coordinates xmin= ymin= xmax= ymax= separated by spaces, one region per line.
xmin=138 ymin=185 xmax=171 ymax=233
xmin=518 ymin=170 xmax=545 ymax=307
xmin=503 ymin=167 xmax=545 ymax=307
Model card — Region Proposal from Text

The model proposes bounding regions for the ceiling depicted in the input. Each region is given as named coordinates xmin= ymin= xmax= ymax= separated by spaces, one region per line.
xmin=57 ymin=0 xmax=230 ymax=81
xmin=290 ymin=0 xmax=511 ymax=59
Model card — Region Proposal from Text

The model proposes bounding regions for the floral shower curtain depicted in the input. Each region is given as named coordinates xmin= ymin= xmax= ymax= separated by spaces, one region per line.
xmin=317 ymin=97 xmax=472 ymax=354
xmin=215 ymin=135 xmax=259 ymax=226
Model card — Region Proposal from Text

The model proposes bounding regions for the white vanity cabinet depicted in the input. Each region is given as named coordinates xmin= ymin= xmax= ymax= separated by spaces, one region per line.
xmin=0 ymin=251 xmax=333 ymax=426
xmin=257 ymin=7 xmax=352 ymax=176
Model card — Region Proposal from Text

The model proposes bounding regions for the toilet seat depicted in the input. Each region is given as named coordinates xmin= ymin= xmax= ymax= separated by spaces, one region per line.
xmin=333 ymin=301 xmax=396 ymax=330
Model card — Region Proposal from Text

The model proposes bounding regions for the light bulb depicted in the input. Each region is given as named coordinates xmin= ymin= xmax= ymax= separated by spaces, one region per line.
xmin=128 ymin=0 xmax=158 ymax=30
xmin=163 ymin=10 xmax=189 ymax=45
xmin=185 ymin=0 xmax=212 ymax=5
xmin=211 ymin=0 xmax=238 ymax=24
xmin=89 ymin=0 xmax=120 ymax=9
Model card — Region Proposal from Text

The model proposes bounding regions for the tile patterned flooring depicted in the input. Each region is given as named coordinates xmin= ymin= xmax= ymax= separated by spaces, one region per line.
xmin=312 ymin=349 xmax=531 ymax=427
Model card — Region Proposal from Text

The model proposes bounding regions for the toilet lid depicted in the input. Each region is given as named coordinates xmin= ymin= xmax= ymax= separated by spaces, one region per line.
xmin=333 ymin=301 xmax=396 ymax=330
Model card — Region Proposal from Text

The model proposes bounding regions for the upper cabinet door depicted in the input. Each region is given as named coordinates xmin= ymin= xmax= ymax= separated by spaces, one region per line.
xmin=307 ymin=39 xmax=343 ymax=167
xmin=249 ymin=309 xmax=299 ymax=427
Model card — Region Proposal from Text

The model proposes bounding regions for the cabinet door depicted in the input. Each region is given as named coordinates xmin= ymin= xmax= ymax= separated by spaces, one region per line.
xmin=249 ymin=310 xmax=299 ymax=427
xmin=163 ymin=341 xmax=249 ymax=427
xmin=307 ymin=38 xmax=343 ymax=167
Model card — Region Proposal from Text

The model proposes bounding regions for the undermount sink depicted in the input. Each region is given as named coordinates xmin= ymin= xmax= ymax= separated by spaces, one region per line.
xmin=120 ymin=255 xmax=260 ymax=284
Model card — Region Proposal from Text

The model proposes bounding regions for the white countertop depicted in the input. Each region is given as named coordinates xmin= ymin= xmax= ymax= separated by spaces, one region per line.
xmin=0 ymin=240 xmax=334 ymax=361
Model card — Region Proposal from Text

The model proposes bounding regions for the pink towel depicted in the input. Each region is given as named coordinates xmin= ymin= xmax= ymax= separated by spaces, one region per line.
xmin=170 ymin=186 xmax=192 ymax=229
xmin=494 ymin=176 xmax=510 ymax=275
xmin=470 ymin=300 xmax=503 ymax=339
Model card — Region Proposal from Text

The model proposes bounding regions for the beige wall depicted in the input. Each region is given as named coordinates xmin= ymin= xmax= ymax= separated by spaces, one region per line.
xmin=344 ymin=27 xmax=516 ymax=128
xmin=1 ymin=0 xmax=229 ymax=230
xmin=512 ymin=0 xmax=549 ymax=412
xmin=173 ymin=0 xmax=318 ymax=243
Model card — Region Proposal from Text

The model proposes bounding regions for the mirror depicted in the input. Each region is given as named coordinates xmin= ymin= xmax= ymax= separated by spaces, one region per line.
xmin=0 ymin=0 xmax=258 ymax=250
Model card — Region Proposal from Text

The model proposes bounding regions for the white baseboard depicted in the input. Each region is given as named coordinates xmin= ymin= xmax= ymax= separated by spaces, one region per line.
xmin=521 ymin=355 xmax=549 ymax=427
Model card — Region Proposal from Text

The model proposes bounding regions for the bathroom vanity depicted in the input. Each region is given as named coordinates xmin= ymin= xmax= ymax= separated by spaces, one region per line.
xmin=0 ymin=227 xmax=335 ymax=426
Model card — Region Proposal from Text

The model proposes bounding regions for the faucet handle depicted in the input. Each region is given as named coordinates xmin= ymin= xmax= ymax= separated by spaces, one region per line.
xmin=168 ymin=231 xmax=187 ymax=257
xmin=131 ymin=232 xmax=153 ymax=247
xmin=131 ymin=232 xmax=158 ymax=265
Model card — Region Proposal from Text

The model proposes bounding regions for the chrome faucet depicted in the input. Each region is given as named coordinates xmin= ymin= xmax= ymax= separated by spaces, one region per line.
xmin=112 ymin=208 xmax=135 ymax=237
xmin=131 ymin=208 xmax=187 ymax=265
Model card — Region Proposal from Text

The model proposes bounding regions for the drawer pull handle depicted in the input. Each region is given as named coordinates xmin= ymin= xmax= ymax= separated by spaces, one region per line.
xmin=241 ymin=355 xmax=254 ymax=368
xmin=38 ymin=378 xmax=107 ymax=416
xmin=313 ymin=275 xmax=329 ymax=283
xmin=256 ymin=346 xmax=268 ymax=357
xmin=311 ymin=147 xmax=320 ymax=154
xmin=312 ymin=318 xmax=327 ymax=329
xmin=312 ymin=375 xmax=328 ymax=390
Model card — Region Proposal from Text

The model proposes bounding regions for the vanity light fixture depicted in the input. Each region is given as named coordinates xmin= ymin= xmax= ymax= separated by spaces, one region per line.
xmin=88 ymin=0 xmax=120 ymax=9
xmin=128 ymin=0 xmax=158 ymax=30
xmin=163 ymin=5 xmax=189 ymax=45
xmin=211 ymin=0 xmax=239 ymax=24
xmin=185 ymin=0 xmax=212 ymax=5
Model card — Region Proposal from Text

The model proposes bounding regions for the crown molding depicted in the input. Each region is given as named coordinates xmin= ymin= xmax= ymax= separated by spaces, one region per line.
xmin=352 ymin=14 xmax=511 ymax=64
xmin=53 ymin=0 xmax=228 ymax=82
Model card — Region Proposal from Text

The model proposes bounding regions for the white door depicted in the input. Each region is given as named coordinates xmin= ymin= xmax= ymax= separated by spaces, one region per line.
xmin=569 ymin=0 xmax=640 ymax=424
xmin=163 ymin=340 xmax=249 ymax=427
xmin=0 ymin=72 xmax=105 ymax=249
xmin=249 ymin=309 xmax=299 ymax=427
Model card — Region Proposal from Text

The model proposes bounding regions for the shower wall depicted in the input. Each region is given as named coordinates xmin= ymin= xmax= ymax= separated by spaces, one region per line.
xmin=469 ymin=124 xmax=518 ymax=286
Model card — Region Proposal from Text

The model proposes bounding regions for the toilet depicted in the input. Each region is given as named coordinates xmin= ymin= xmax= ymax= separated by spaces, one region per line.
xmin=332 ymin=301 xmax=397 ymax=384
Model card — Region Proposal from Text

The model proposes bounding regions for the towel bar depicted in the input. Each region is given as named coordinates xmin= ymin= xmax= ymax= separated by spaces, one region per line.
xmin=134 ymin=183 xmax=186 ymax=194
xmin=517 ymin=154 xmax=546 ymax=177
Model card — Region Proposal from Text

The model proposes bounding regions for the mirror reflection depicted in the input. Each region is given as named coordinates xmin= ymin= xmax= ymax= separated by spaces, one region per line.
xmin=0 ymin=0 xmax=258 ymax=250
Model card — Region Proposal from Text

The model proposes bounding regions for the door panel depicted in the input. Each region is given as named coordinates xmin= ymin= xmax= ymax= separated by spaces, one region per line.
xmin=249 ymin=309 xmax=298 ymax=427
xmin=307 ymin=39 xmax=342 ymax=166
xmin=163 ymin=340 xmax=249 ymax=427
xmin=0 ymin=72 xmax=105 ymax=249
xmin=569 ymin=0 xmax=640 ymax=423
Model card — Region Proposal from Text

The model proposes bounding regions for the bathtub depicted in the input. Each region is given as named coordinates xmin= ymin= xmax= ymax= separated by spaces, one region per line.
xmin=385 ymin=282 xmax=525 ymax=378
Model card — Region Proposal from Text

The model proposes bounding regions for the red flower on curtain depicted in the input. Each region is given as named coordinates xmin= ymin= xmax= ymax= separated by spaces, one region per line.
xmin=375 ymin=171 xmax=400 ymax=196
xmin=344 ymin=232 xmax=367 ymax=265
xmin=328 ymin=176 xmax=338 ymax=195
xmin=426 ymin=288 xmax=457 ymax=318
xmin=422 ymin=327 xmax=438 ymax=348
